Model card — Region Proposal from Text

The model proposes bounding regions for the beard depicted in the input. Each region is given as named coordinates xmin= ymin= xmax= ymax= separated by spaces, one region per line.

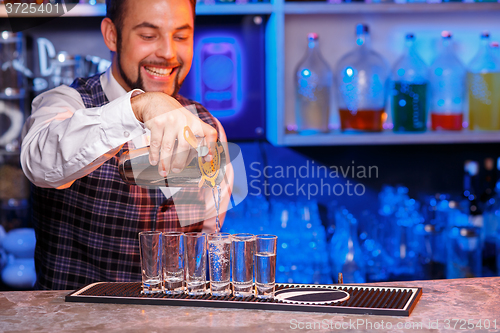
xmin=116 ymin=33 xmax=184 ymax=97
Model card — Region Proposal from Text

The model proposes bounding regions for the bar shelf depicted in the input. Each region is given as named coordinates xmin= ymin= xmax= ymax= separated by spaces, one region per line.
xmin=282 ymin=130 xmax=500 ymax=146
xmin=284 ymin=2 xmax=500 ymax=14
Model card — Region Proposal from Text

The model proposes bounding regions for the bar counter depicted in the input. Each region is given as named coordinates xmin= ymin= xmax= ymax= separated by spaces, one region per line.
xmin=1 ymin=277 xmax=499 ymax=332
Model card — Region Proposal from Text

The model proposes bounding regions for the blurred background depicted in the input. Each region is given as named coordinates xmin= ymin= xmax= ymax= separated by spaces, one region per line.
xmin=0 ymin=0 xmax=500 ymax=290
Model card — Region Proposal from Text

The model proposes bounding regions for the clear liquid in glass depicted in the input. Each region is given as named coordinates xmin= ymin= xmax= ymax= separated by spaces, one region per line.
xmin=254 ymin=252 xmax=276 ymax=298
xmin=231 ymin=237 xmax=255 ymax=297
xmin=208 ymin=236 xmax=231 ymax=296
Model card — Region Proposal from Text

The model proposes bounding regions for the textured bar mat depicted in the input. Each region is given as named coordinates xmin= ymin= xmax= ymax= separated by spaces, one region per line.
xmin=65 ymin=282 xmax=422 ymax=317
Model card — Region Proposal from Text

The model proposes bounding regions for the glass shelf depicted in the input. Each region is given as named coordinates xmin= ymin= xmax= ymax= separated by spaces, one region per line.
xmin=196 ymin=3 xmax=274 ymax=15
xmin=284 ymin=2 xmax=500 ymax=14
xmin=282 ymin=130 xmax=500 ymax=146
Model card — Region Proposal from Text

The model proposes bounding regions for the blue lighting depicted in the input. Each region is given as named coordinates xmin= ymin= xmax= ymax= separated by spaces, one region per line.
xmin=346 ymin=67 xmax=354 ymax=77
xmin=437 ymin=99 xmax=445 ymax=107
xmin=194 ymin=35 xmax=244 ymax=118
xmin=397 ymin=68 xmax=405 ymax=77
xmin=464 ymin=190 xmax=470 ymax=197
xmin=205 ymin=91 xmax=233 ymax=101
xmin=453 ymin=97 xmax=462 ymax=104
xmin=202 ymin=55 xmax=234 ymax=90
xmin=434 ymin=68 xmax=443 ymax=76
xmin=302 ymin=69 xmax=311 ymax=77
xmin=399 ymin=99 xmax=407 ymax=107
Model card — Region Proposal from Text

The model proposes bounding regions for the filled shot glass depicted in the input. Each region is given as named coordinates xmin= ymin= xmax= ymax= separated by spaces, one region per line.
xmin=208 ymin=232 xmax=232 ymax=297
xmin=183 ymin=232 xmax=207 ymax=296
xmin=231 ymin=233 xmax=256 ymax=297
xmin=162 ymin=231 xmax=184 ymax=295
xmin=254 ymin=234 xmax=277 ymax=299
xmin=138 ymin=231 xmax=163 ymax=294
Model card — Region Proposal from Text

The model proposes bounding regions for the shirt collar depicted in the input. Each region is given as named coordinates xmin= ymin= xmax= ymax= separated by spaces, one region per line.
xmin=100 ymin=66 xmax=128 ymax=102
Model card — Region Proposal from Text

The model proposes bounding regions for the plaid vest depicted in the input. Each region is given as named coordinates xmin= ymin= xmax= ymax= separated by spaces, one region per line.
xmin=33 ymin=74 xmax=218 ymax=290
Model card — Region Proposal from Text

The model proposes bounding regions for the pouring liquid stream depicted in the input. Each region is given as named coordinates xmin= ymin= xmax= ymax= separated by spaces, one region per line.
xmin=212 ymin=185 xmax=222 ymax=233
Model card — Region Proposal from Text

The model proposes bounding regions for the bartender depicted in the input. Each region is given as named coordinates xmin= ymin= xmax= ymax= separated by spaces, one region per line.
xmin=20 ymin=0 xmax=233 ymax=290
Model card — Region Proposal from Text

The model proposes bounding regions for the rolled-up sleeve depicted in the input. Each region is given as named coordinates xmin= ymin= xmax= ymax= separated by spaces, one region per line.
xmin=20 ymin=85 xmax=145 ymax=189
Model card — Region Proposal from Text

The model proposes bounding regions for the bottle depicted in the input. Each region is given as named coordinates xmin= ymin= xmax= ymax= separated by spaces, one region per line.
xmin=482 ymin=157 xmax=499 ymax=275
xmin=294 ymin=33 xmax=332 ymax=134
xmin=429 ymin=31 xmax=466 ymax=131
xmin=467 ymin=31 xmax=500 ymax=131
xmin=483 ymin=157 xmax=500 ymax=240
xmin=480 ymin=157 xmax=496 ymax=207
xmin=328 ymin=207 xmax=366 ymax=283
xmin=446 ymin=226 xmax=482 ymax=279
xmin=490 ymin=41 xmax=500 ymax=62
xmin=335 ymin=24 xmax=389 ymax=132
xmin=118 ymin=127 xmax=227 ymax=188
xmin=391 ymin=33 xmax=429 ymax=132
xmin=463 ymin=160 xmax=482 ymax=218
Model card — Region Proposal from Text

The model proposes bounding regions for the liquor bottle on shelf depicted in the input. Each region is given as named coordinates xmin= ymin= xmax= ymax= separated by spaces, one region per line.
xmin=390 ymin=33 xmax=429 ymax=133
xmin=480 ymin=157 xmax=496 ymax=208
xmin=467 ymin=31 xmax=500 ymax=131
xmin=491 ymin=42 xmax=500 ymax=61
xmin=462 ymin=160 xmax=483 ymax=227
xmin=335 ymin=24 xmax=389 ymax=132
xmin=483 ymin=158 xmax=500 ymax=238
xmin=429 ymin=31 xmax=466 ymax=131
xmin=294 ymin=33 xmax=332 ymax=134
xmin=482 ymin=157 xmax=499 ymax=275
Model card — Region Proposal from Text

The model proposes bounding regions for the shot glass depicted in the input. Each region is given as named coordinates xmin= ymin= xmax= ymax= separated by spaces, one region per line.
xmin=231 ymin=233 xmax=256 ymax=297
xmin=254 ymin=234 xmax=277 ymax=299
xmin=208 ymin=232 xmax=232 ymax=296
xmin=183 ymin=232 xmax=207 ymax=296
xmin=138 ymin=231 xmax=163 ymax=294
xmin=162 ymin=231 xmax=184 ymax=295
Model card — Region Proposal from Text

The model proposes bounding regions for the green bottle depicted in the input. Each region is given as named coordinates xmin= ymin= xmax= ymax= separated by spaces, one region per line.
xmin=391 ymin=34 xmax=429 ymax=132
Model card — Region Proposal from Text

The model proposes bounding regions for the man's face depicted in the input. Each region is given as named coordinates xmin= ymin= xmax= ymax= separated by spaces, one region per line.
xmin=114 ymin=0 xmax=194 ymax=96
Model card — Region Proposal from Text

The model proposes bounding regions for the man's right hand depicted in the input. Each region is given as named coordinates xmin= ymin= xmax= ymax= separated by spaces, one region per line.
xmin=131 ymin=92 xmax=217 ymax=178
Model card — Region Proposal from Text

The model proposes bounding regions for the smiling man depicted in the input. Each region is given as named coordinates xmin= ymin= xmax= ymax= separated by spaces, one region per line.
xmin=108 ymin=0 xmax=192 ymax=96
xmin=20 ymin=0 xmax=233 ymax=290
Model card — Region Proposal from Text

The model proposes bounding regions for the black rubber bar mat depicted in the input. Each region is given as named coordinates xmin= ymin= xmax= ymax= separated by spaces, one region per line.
xmin=65 ymin=282 xmax=422 ymax=317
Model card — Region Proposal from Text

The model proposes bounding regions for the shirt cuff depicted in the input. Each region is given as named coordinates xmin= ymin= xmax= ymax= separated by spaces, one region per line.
xmin=99 ymin=89 xmax=146 ymax=148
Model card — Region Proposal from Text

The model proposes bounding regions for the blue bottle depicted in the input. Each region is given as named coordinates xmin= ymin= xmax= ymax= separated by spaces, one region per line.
xmin=328 ymin=208 xmax=366 ymax=283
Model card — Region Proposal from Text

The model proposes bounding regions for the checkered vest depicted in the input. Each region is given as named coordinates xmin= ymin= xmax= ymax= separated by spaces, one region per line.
xmin=33 ymin=74 xmax=218 ymax=290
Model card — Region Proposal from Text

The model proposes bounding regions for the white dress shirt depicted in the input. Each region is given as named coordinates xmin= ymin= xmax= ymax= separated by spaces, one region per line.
xmin=20 ymin=68 xmax=234 ymax=232
xmin=21 ymin=68 xmax=146 ymax=189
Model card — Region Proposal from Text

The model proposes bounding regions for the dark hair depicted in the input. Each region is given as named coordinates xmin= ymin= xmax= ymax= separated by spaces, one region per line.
xmin=106 ymin=0 xmax=196 ymax=32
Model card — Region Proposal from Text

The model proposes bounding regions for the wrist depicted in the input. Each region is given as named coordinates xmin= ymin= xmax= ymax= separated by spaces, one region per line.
xmin=130 ymin=91 xmax=148 ymax=123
